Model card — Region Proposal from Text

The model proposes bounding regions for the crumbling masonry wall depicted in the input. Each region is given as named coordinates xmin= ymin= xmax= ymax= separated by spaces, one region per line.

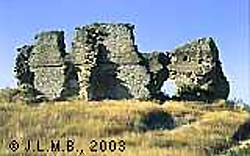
xmin=71 ymin=23 xmax=150 ymax=100
xmin=142 ymin=51 xmax=170 ymax=100
xmin=168 ymin=37 xmax=229 ymax=100
xmin=14 ymin=23 xmax=230 ymax=101
xmin=28 ymin=31 xmax=67 ymax=100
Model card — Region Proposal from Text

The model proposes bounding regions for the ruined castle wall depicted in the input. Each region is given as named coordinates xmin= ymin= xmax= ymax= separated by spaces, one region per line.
xmin=71 ymin=25 xmax=99 ymax=100
xmin=14 ymin=23 xmax=230 ymax=102
xmin=100 ymin=24 xmax=141 ymax=64
xmin=101 ymin=24 xmax=150 ymax=99
xmin=71 ymin=23 xmax=150 ymax=100
xmin=145 ymin=51 xmax=170 ymax=99
xmin=29 ymin=31 xmax=66 ymax=99
xmin=116 ymin=65 xmax=150 ymax=99
xmin=168 ymin=37 xmax=229 ymax=100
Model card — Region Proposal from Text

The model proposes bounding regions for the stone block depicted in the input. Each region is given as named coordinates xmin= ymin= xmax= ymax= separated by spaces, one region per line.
xmin=29 ymin=31 xmax=66 ymax=67
xmin=32 ymin=66 xmax=65 ymax=100
xmin=168 ymin=37 xmax=229 ymax=100
xmin=117 ymin=65 xmax=151 ymax=99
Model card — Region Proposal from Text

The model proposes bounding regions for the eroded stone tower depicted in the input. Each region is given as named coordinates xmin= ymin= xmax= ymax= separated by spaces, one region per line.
xmin=168 ymin=37 xmax=229 ymax=100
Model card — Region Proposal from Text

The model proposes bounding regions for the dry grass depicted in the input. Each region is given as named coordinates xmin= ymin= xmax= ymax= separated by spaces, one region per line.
xmin=0 ymin=100 xmax=249 ymax=156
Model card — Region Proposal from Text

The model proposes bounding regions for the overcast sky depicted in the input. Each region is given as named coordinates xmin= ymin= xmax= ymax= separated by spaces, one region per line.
xmin=0 ymin=0 xmax=249 ymax=103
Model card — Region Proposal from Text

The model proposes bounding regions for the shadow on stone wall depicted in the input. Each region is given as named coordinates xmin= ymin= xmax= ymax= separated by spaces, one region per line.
xmin=88 ymin=43 xmax=133 ymax=100
xmin=172 ymin=61 xmax=229 ymax=102
xmin=142 ymin=52 xmax=171 ymax=103
xmin=61 ymin=57 xmax=80 ymax=99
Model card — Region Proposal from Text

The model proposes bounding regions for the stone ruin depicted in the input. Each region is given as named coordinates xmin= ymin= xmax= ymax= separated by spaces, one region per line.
xmin=71 ymin=24 xmax=150 ymax=100
xmin=168 ymin=38 xmax=229 ymax=100
xmin=14 ymin=23 xmax=229 ymax=102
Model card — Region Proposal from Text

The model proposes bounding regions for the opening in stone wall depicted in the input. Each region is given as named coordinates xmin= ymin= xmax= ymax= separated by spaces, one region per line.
xmin=64 ymin=31 xmax=73 ymax=53
xmin=183 ymin=55 xmax=188 ymax=61
xmin=161 ymin=80 xmax=177 ymax=98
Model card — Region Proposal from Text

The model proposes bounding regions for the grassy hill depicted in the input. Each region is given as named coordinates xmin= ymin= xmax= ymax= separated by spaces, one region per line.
xmin=0 ymin=97 xmax=250 ymax=156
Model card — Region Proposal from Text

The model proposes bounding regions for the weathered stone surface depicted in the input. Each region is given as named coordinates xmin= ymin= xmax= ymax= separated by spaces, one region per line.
xmin=72 ymin=23 xmax=142 ymax=64
xmin=29 ymin=31 xmax=66 ymax=67
xmin=71 ymin=23 xmax=151 ymax=100
xmin=32 ymin=66 xmax=65 ymax=99
xmin=60 ymin=57 xmax=79 ymax=98
xmin=117 ymin=65 xmax=150 ymax=99
xmin=71 ymin=25 xmax=99 ymax=100
xmin=87 ymin=64 xmax=130 ymax=100
xmin=14 ymin=23 xmax=230 ymax=102
xmin=29 ymin=31 xmax=67 ymax=100
xmin=168 ymin=37 xmax=229 ymax=100
xmin=100 ymin=23 xmax=141 ymax=64
xmin=144 ymin=51 xmax=170 ymax=99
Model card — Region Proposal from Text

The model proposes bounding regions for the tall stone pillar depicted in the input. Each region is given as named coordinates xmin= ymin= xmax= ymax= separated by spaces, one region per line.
xmin=29 ymin=31 xmax=67 ymax=100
